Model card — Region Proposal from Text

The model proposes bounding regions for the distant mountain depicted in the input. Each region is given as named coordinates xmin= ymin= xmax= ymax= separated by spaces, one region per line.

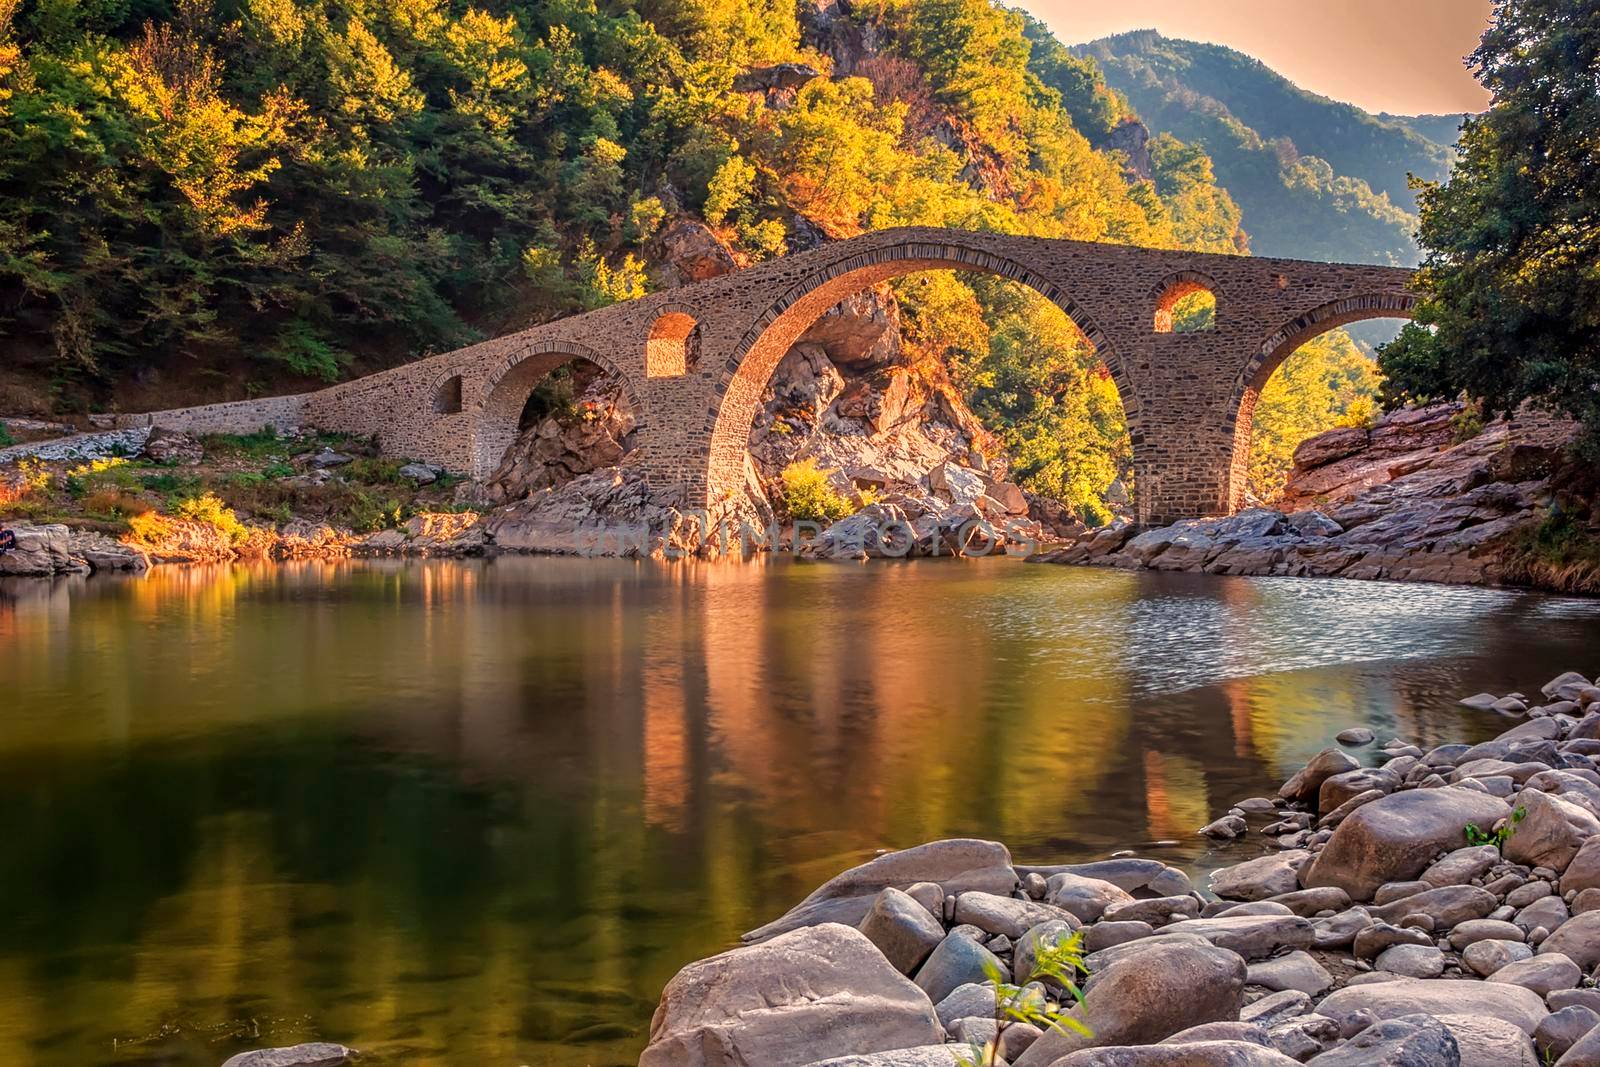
xmin=1379 ymin=113 xmax=1469 ymax=149
xmin=1070 ymin=30 xmax=1460 ymax=266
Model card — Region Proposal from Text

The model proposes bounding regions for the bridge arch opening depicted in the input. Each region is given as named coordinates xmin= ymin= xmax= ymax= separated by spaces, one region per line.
xmin=1152 ymin=272 xmax=1218 ymax=333
xmin=702 ymin=242 xmax=1140 ymax=525
xmin=647 ymin=311 xmax=698 ymax=377
xmin=432 ymin=374 xmax=464 ymax=415
xmin=474 ymin=342 xmax=644 ymax=481
xmin=1228 ymin=293 xmax=1417 ymax=509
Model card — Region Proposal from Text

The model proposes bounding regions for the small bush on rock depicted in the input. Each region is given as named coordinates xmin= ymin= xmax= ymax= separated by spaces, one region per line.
xmin=779 ymin=459 xmax=859 ymax=523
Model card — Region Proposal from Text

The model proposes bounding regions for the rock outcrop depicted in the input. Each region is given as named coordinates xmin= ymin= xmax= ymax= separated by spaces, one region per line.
xmin=1035 ymin=404 xmax=1596 ymax=592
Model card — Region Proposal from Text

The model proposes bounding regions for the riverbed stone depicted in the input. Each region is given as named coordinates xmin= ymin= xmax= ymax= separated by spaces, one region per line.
xmin=1503 ymin=791 xmax=1600 ymax=872
xmin=1019 ymin=859 xmax=1194 ymax=898
xmin=1241 ymin=990 xmax=1313 ymax=1028
xmin=1313 ymin=907 xmax=1373 ymax=949
xmin=1535 ymin=1006 xmax=1600 ymax=1062
xmin=1448 ymin=919 xmax=1525 ymax=949
xmin=1047 ymin=873 xmax=1136 ymax=923
xmin=1560 ymin=837 xmax=1600 ymax=895
xmin=1490 ymin=953 xmax=1583 ymax=996
xmin=1013 ymin=919 xmax=1075 ymax=984
xmin=1515 ymin=895 xmax=1570 ymax=933
xmin=1304 ymin=1013 xmax=1460 ymax=1066
xmin=1556 ymin=1026 xmax=1600 ymax=1067
xmin=858 ymin=887 xmax=945 ymax=975
xmin=914 ymin=932 xmax=1005 ymax=1006
xmin=1280 ymin=749 xmax=1361 ymax=805
xmin=1047 ymin=1043 xmax=1301 ymax=1066
xmin=1211 ymin=852 xmax=1309 ymax=902
xmin=1247 ymin=951 xmax=1334 ymax=996
xmin=933 ymin=983 xmax=995 ymax=1030
xmin=220 ymin=1046 xmax=357 ymax=1067
xmin=1156 ymin=914 xmax=1314 ymax=960
xmin=1317 ymin=978 xmax=1549 ymax=1035
xmin=952 ymin=891 xmax=1077 ymax=939
xmin=803 ymin=1047 xmax=970 ymax=1066
xmin=1012 ymin=941 xmax=1247 ymax=1067
xmin=1352 ymin=920 xmax=1431 ymax=959
xmin=640 ymin=923 xmax=943 ymax=1067
xmin=1463 ymin=938 xmax=1534 ymax=976
xmin=743 ymin=839 xmax=1015 ymax=942
xmin=1375 ymin=943 xmax=1446 ymax=978
xmin=1371 ymin=885 xmax=1499 ymax=929
xmin=1337 ymin=728 xmax=1376 ymax=746
xmin=1102 ymin=895 xmax=1201 ymax=926
xmin=1302 ymin=788 xmax=1513 ymax=900
xmin=1319 ymin=769 xmax=1399 ymax=815
xmin=1085 ymin=921 xmax=1155 ymax=953
xmin=1538 ymin=911 xmax=1600 ymax=970
xmin=1436 ymin=1014 xmax=1540 ymax=1067
xmin=1422 ymin=846 xmax=1502 ymax=888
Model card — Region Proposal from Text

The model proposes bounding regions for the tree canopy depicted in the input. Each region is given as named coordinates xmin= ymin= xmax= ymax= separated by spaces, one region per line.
xmin=1378 ymin=0 xmax=1600 ymax=456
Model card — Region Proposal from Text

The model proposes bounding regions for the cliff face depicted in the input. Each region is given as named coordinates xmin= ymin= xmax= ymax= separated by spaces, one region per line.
xmin=1038 ymin=405 xmax=1599 ymax=593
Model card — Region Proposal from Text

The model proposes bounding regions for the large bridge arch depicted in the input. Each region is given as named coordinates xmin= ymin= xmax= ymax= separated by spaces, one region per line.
xmin=1225 ymin=292 xmax=1419 ymax=510
xmin=474 ymin=338 xmax=647 ymax=478
xmin=699 ymin=238 xmax=1141 ymax=508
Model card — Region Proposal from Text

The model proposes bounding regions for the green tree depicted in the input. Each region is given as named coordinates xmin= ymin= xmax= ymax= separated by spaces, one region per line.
xmin=1379 ymin=0 xmax=1600 ymax=457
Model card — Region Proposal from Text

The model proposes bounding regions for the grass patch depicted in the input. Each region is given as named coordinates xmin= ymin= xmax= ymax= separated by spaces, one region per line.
xmin=1502 ymin=506 xmax=1600 ymax=594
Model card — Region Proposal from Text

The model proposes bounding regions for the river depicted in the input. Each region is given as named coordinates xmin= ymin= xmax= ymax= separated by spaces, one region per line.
xmin=1 ymin=558 xmax=1597 ymax=1066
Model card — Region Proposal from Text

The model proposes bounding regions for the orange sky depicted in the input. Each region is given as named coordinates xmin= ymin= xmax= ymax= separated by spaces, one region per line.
xmin=1025 ymin=0 xmax=1494 ymax=116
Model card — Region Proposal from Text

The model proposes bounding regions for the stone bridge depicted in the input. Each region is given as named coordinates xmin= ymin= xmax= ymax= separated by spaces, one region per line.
xmin=127 ymin=227 xmax=1416 ymax=525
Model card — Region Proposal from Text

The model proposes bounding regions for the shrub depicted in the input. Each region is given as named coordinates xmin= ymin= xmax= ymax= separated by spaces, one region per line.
xmin=779 ymin=459 xmax=859 ymax=523
xmin=0 ymin=421 xmax=12 ymax=447
xmin=344 ymin=457 xmax=406 ymax=484
xmin=83 ymin=489 xmax=151 ymax=521
xmin=262 ymin=462 xmax=295 ymax=479
xmin=174 ymin=493 xmax=250 ymax=544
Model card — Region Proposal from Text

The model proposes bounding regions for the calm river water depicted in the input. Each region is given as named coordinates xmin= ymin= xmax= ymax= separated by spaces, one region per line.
xmin=2 ymin=558 xmax=1598 ymax=1066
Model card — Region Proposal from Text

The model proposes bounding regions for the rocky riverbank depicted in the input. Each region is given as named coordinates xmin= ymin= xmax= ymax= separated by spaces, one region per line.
xmin=1033 ymin=404 xmax=1600 ymax=594
xmin=634 ymin=668 xmax=1600 ymax=1066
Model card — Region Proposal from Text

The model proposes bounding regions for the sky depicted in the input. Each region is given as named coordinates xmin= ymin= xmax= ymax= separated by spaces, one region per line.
xmin=1024 ymin=0 xmax=1494 ymax=116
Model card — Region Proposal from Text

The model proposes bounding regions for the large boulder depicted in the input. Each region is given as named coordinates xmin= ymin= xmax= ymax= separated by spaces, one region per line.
xmin=1279 ymin=749 xmax=1361 ymax=805
xmin=1503 ymin=790 xmax=1600 ymax=872
xmin=1317 ymin=978 xmax=1549 ymax=1035
xmin=0 ymin=521 xmax=85 ymax=577
xmin=803 ymin=1048 xmax=969 ymax=1066
xmin=640 ymin=923 xmax=943 ymax=1067
xmin=1012 ymin=941 xmax=1247 ymax=1066
xmin=743 ymin=840 xmax=1014 ymax=942
xmin=1302 ymin=788 xmax=1513 ymax=900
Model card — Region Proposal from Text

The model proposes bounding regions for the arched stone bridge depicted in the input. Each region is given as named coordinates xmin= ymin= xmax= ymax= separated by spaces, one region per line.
xmin=135 ymin=227 xmax=1417 ymax=525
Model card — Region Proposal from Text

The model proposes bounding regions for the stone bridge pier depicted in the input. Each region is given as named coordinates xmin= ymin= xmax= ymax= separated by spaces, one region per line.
xmin=126 ymin=227 xmax=1417 ymax=528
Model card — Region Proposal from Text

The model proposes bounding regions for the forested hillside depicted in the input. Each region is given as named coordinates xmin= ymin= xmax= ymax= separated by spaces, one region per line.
xmin=0 ymin=0 xmax=1379 ymax=514
xmin=1074 ymin=30 xmax=1456 ymax=266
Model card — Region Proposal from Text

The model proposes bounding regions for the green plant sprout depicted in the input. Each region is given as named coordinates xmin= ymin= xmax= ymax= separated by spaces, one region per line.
xmin=956 ymin=929 xmax=1092 ymax=1067
xmin=1466 ymin=804 xmax=1526 ymax=849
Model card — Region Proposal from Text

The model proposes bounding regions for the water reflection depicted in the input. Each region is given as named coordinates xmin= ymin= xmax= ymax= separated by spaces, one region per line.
xmin=0 ymin=559 xmax=1597 ymax=1066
